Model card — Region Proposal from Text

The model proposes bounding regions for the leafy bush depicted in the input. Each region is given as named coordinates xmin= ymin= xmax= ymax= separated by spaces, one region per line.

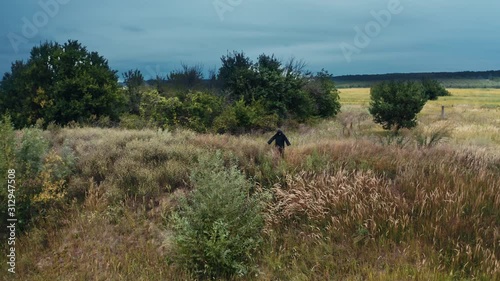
xmin=303 ymin=69 xmax=342 ymax=118
xmin=0 ymin=125 xmax=76 ymax=232
xmin=183 ymin=91 xmax=223 ymax=132
xmin=369 ymin=81 xmax=427 ymax=131
xmin=139 ymin=90 xmax=170 ymax=127
xmin=32 ymin=150 xmax=70 ymax=208
xmin=0 ymin=115 xmax=15 ymax=177
xmin=119 ymin=113 xmax=152 ymax=130
xmin=218 ymin=52 xmax=341 ymax=124
xmin=16 ymin=127 xmax=50 ymax=176
xmin=0 ymin=116 xmax=16 ymax=233
xmin=213 ymin=99 xmax=278 ymax=134
xmin=0 ymin=40 xmax=123 ymax=128
xmin=421 ymin=79 xmax=451 ymax=100
xmin=171 ymin=151 xmax=264 ymax=279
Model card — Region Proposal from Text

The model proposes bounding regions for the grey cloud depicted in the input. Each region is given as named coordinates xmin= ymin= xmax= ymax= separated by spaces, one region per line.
xmin=120 ymin=25 xmax=147 ymax=33
xmin=1 ymin=0 xmax=499 ymax=77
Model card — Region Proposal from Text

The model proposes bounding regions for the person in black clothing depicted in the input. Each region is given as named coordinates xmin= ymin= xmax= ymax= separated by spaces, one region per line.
xmin=267 ymin=129 xmax=291 ymax=157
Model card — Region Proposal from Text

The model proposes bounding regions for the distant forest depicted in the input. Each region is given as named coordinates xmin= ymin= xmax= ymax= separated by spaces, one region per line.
xmin=332 ymin=70 xmax=500 ymax=88
xmin=144 ymin=70 xmax=500 ymax=89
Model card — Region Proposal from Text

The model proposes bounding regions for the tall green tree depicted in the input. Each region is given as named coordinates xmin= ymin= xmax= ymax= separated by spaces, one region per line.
xmin=252 ymin=54 xmax=289 ymax=117
xmin=303 ymin=69 xmax=341 ymax=118
xmin=0 ymin=40 xmax=123 ymax=127
xmin=217 ymin=52 xmax=341 ymax=123
xmin=0 ymin=61 xmax=34 ymax=126
xmin=218 ymin=51 xmax=255 ymax=102
xmin=369 ymin=81 xmax=427 ymax=131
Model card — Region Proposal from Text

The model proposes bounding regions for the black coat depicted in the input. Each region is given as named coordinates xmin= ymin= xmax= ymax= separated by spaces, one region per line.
xmin=267 ymin=130 xmax=291 ymax=148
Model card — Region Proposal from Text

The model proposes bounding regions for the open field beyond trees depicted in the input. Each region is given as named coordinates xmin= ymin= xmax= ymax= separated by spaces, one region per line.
xmin=0 ymin=88 xmax=499 ymax=280
xmin=339 ymin=88 xmax=500 ymax=153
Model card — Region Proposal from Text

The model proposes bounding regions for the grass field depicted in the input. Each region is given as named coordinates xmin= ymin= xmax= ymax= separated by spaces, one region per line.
xmin=339 ymin=88 xmax=500 ymax=107
xmin=1 ymin=88 xmax=499 ymax=280
xmin=339 ymin=88 xmax=500 ymax=153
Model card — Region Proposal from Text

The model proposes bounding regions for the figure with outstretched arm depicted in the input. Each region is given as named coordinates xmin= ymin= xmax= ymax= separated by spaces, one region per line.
xmin=267 ymin=129 xmax=291 ymax=157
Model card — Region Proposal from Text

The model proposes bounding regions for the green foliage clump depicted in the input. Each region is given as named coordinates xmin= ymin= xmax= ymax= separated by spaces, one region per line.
xmin=17 ymin=129 xmax=76 ymax=226
xmin=218 ymin=51 xmax=255 ymax=102
xmin=16 ymin=127 xmax=50 ymax=176
xmin=167 ymin=63 xmax=205 ymax=91
xmin=139 ymin=89 xmax=173 ymax=127
xmin=0 ymin=115 xmax=15 ymax=177
xmin=183 ymin=91 xmax=224 ymax=132
xmin=119 ymin=113 xmax=151 ymax=130
xmin=218 ymin=52 xmax=341 ymax=125
xmin=421 ymin=79 xmax=450 ymax=100
xmin=172 ymin=151 xmax=264 ymax=279
xmin=369 ymin=81 xmax=427 ymax=131
xmin=304 ymin=69 xmax=342 ymax=118
xmin=139 ymin=89 xmax=225 ymax=132
xmin=213 ymin=99 xmax=278 ymax=134
xmin=0 ymin=123 xmax=76 ymax=233
xmin=0 ymin=40 xmax=124 ymax=128
xmin=122 ymin=69 xmax=145 ymax=115
xmin=0 ymin=116 xmax=16 ymax=231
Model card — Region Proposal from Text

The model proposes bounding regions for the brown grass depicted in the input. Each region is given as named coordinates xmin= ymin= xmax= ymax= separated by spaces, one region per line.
xmin=2 ymin=90 xmax=499 ymax=280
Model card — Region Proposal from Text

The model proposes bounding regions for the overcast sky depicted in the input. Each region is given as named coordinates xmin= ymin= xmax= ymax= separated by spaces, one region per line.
xmin=1 ymin=0 xmax=499 ymax=79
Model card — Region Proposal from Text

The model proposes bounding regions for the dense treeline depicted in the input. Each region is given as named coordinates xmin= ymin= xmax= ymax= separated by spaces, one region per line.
xmin=124 ymin=52 xmax=341 ymax=133
xmin=334 ymin=70 xmax=500 ymax=88
xmin=0 ymin=41 xmax=341 ymax=132
xmin=1 ymin=41 xmax=452 ymax=132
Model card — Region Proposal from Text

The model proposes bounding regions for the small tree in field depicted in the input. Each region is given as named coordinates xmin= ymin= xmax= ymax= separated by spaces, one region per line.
xmin=369 ymin=81 xmax=427 ymax=131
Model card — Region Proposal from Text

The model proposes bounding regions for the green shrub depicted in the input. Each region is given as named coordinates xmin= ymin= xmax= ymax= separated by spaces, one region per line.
xmin=183 ymin=91 xmax=223 ymax=132
xmin=0 ymin=115 xmax=16 ymax=235
xmin=119 ymin=113 xmax=152 ymax=130
xmin=213 ymin=105 xmax=239 ymax=134
xmin=140 ymin=90 xmax=169 ymax=127
xmin=16 ymin=127 xmax=49 ymax=176
xmin=7 ymin=127 xmax=75 ymax=231
xmin=369 ymin=81 xmax=427 ymax=131
xmin=171 ymin=151 xmax=264 ymax=279
xmin=0 ymin=115 xmax=15 ymax=177
xmin=213 ymin=99 xmax=278 ymax=134
xmin=421 ymin=79 xmax=451 ymax=100
xmin=303 ymin=69 xmax=342 ymax=118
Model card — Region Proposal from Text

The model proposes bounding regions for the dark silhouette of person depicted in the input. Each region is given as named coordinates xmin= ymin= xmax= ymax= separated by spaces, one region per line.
xmin=267 ymin=129 xmax=291 ymax=157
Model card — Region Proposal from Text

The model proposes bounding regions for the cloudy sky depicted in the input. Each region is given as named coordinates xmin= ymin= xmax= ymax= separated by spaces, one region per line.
xmin=1 ymin=0 xmax=499 ymax=79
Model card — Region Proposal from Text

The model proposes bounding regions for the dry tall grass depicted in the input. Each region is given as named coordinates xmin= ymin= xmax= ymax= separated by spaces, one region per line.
xmin=339 ymin=88 xmax=500 ymax=153
xmin=263 ymin=142 xmax=499 ymax=280
xmin=2 ymin=88 xmax=499 ymax=280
